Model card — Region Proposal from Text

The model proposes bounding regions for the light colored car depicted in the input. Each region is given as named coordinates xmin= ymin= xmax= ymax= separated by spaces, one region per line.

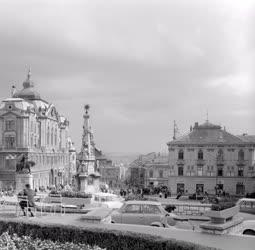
xmin=240 ymin=220 xmax=255 ymax=236
xmin=111 ymin=200 xmax=177 ymax=227
xmin=92 ymin=192 xmax=124 ymax=209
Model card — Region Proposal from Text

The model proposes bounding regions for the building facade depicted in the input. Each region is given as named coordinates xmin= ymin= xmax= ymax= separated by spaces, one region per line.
xmin=0 ymin=70 xmax=73 ymax=190
xmin=167 ymin=121 xmax=255 ymax=195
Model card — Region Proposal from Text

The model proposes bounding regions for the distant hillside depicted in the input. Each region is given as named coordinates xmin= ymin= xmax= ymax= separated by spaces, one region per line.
xmin=104 ymin=152 xmax=140 ymax=165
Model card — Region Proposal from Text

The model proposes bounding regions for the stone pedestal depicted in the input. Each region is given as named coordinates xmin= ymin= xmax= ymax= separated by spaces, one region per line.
xmin=200 ymin=206 xmax=242 ymax=234
xmin=15 ymin=173 xmax=33 ymax=193
xmin=79 ymin=174 xmax=100 ymax=194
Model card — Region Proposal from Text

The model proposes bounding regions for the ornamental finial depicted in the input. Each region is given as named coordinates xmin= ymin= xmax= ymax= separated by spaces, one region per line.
xmin=27 ymin=66 xmax=31 ymax=81
xmin=84 ymin=104 xmax=90 ymax=114
xmin=206 ymin=109 xmax=209 ymax=123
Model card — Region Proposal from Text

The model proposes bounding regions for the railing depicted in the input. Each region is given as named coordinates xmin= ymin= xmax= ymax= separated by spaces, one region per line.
xmin=236 ymin=198 xmax=255 ymax=214
xmin=176 ymin=159 xmax=185 ymax=165
xmin=162 ymin=202 xmax=212 ymax=216
xmin=196 ymin=159 xmax=205 ymax=165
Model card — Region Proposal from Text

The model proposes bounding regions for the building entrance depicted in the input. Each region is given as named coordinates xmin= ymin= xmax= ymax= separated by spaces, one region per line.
xmin=196 ymin=184 xmax=204 ymax=194
xmin=236 ymin=183 xmax=245 ymax=195
xmin=177 ymin=183 xmax=185 ymax=194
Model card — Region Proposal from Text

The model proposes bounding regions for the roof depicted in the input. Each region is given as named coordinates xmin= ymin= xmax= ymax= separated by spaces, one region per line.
xmin=237 ymin=135 xmax=255 ymax=144
xmin=13 ymin=69 xmax=41 ymax=101
xmin=168 ymin=121 xmax=249 ymax=145
xmin=0 ymin=98 xmax=33 ymax=111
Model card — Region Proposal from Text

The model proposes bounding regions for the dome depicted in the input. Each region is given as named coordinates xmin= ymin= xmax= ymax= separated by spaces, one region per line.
xmin=13 ymin=68 xmax=41 ymax=100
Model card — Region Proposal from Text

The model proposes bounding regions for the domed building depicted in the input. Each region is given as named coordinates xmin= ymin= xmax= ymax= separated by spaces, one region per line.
xmin=0 ymin=69 xmax=75 ymax=191
xmin=166 ymin=120 xmax=255 ymax=195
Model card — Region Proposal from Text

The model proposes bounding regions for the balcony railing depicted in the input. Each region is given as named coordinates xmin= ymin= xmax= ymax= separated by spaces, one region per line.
xmin=237 ymin=159 xmax=246 ymax=166
xmin=196 ymin=159 xmax=205 ymax=165
xmin=216 ymin=157 xmax=224 ymax=165
xmin=176 ymin=159 xmax=185 ymax=165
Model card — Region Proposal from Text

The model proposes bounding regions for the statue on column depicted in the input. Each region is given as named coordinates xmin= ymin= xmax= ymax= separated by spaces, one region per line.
xmin=16 ymin=155 xmax=35 ymax=174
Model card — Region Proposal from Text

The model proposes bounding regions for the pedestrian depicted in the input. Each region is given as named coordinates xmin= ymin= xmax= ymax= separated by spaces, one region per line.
xmin=19 ymin=184 xmax=36 ymax=217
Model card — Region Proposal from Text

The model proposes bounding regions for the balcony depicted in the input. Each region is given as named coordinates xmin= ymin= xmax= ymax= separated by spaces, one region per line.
xmin=196 ymin=159 xmax=205 ymax=165
xmin=237 ymin=159 xmax=246 ymax=166
xmin=176 ymin=159 xmax=185 ymax=165
xmin=216 ymin=157 xmax=224 ymax=165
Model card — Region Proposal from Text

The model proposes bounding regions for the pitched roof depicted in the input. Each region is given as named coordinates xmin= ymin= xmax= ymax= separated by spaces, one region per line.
xmin=236 ymin=135 xmax=255 ymax=143
xmin=167 ymin=121 xmax=251 ymax=145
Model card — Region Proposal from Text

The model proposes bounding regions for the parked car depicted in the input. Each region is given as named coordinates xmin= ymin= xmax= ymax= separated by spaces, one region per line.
xmin=188 ymin=193 xmax=205 ymax=200
xmin=111 ymin=200 xmax=177 ymax=227
xmin=242 ymin=220 xmax=255 ymax=236
xmin=91 ymin=192 xmax=124 ymax=209
xmin=230 ymin=220 xmax=255 ymax=236
xmin=246 ymin=192 xmax=255 ymax=199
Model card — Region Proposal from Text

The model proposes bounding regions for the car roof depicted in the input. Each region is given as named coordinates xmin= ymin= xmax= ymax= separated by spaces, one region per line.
xmin=124 ymin=200 xmax=161 ymax=206
xmin=236 ymin=198 xmax=255 ymax=205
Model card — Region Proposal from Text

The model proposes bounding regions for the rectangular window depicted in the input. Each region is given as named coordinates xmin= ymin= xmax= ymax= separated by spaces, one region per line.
xmin=238 ymin=168 xmax=244 ymax=177
xmin=177 ymin=183 xmax=185 ymax=193
xmin=5 ymin=136 xmax=15 ymax=149
xmin=178 ymin=166 xmax=183 ymax=176
xmin=159 ymin=170 xmax=163 ymax=178
xmin=124 ymin=204 xmax=141 ymax=213
xmin=5 ymin=120 xmax=15 ymax=131
xmin=217 ymin=168 xmax=223 ymax=177
xmin=197 ymin=166 xmax=203 ymax=176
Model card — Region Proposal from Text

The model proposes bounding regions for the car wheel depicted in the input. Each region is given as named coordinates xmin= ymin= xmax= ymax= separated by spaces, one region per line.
xmin=243 ymin=229 xmax=255 ymax=236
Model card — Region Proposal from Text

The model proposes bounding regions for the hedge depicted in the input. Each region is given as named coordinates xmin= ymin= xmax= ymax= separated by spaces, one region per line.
xmin=0 ymin=219 xmax=218 ymax=250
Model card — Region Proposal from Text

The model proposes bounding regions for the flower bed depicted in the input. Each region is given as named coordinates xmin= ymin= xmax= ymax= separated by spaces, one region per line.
xmin=50 ymin=190 xmax=92 ymax=199
xmin=0 ymin=232 xmax=104 ymax=250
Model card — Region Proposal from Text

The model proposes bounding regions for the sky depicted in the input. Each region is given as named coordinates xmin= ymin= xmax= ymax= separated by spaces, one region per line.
xmin=0 ymin=0 xmax=254 ymax=154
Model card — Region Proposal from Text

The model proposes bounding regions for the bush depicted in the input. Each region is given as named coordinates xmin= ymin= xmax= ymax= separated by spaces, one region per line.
xmin=211 ymin=197 xmax=237 ymax=211
xmin=0 ymin=232 xmax=104 ymax=250
xmin=0 ymin=219 xmax=218 ymax=250
xmin=49 ymin=190 xmax=92 ymax=199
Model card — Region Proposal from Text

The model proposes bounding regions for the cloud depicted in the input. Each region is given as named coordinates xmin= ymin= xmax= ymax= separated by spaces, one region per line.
xmin=0 ymin=0 xmax=254 ymax=153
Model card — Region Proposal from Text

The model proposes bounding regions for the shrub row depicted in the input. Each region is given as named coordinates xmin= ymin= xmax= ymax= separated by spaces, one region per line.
xmin=211 ymin=197 xmax=238 ymax=211
xmin=0 ymin=219 xmax=218 ymax=250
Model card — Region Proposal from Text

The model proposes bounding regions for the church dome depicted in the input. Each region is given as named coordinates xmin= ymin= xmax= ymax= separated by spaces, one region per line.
xmin=13 ymin=69 xmax=41 ymax=100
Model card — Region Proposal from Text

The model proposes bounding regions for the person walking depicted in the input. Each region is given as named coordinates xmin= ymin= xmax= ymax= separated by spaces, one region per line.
xmin=19 ymin=184 xmax=36 ymax=217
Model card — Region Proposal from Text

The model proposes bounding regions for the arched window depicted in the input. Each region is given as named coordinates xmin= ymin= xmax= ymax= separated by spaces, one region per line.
xmin=178 ymin=150 xmax=184 ymax=160
xmin=198 ymin=149 xmax=203 ymax=160
xmin=238 ymin=149 xmax=244 ymax=161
